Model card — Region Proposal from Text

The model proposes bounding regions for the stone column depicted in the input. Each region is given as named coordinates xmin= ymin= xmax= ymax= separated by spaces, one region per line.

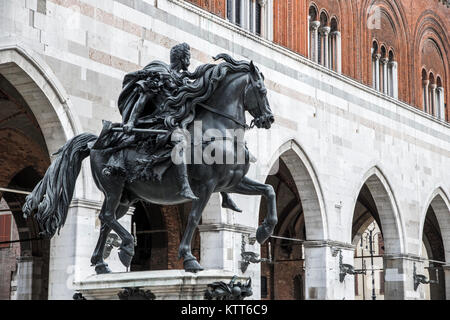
xmin=423 ymin=80 xmax=429 ymax=113
xmin=267 ymin=0 xmax=273 ymax=41
xmin=381 ymin=58 xmax=389 ymax=94
xmin=373 ymin=54 xmax=381 ymax=91
xmin=310 ymin=21 xmax=321 ymax=63
xmin=389 ymin=61 xmax=398 ymax=99
xmin=231 ymin=0 xmax=237 ymax=23
xmin=331 ymin=31 xmax=341 ymax=73
xmin=258 ymin=0 xmax=267 ymax=38
xmin=198 ymin=194 xmax=255 ymax=271
xmin=430 ymin=83 xmax=437 ymax=116
xmin=48 ymin=198 xmax=132 ymax=299
xmin=15 ymin=256 xmax=33 ymax=300
xmin=383 ymin=254 xmax=428 ymax=300
xmin=303 ymin=241 xmax=355 ymax=300
xmin=443 ymin=265 xmax=450 ymax=300
xmin=307 ymin=15 xmax=311 ymax=58
xmin=320 ymin=26 xmax=331 ymax=68
xmin=437 ymin=87 xmax=445 ymax=120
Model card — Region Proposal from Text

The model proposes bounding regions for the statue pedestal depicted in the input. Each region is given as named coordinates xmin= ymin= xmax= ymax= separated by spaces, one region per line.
xmin=73 ymin=269 xmax=248 ymax=300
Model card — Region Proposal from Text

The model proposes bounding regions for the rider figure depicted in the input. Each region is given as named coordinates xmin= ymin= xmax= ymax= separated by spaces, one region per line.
xmin=121 ymin=43 xmax=197 ymax=200
xmin=118 ymin=43 xmax=243 ymax=211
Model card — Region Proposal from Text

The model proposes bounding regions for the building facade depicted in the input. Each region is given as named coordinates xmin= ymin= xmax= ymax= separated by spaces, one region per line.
xmin=0 ymin=0 xmax=449 ymax=300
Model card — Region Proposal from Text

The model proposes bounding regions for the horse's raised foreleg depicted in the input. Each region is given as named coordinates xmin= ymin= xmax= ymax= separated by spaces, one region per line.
xmin=178 ymin=184 xmax=213 ymax=273
xmin=228 ymin=176 xmax=277 ymax=244
xmin=90 ymin=202 xmax=130 ymax=274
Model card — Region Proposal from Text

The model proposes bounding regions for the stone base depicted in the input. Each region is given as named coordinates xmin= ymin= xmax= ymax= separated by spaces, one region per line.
xmin=73 ymin=269 xmax=249 ymax=300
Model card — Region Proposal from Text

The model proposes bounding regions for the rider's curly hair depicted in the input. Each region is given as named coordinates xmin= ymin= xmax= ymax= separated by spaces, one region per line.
xmin=170 ymin=42 xmax=190 ymax=71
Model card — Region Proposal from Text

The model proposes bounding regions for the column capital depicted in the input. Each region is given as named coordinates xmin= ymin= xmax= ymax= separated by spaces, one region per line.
xmin=373 ymin=53 xmax=381 ymax=60
xmin=330 ymin=30 xmax=341 ymax=37
xmin=257 ymin=0 xmax=267 ymax=7
xmin=422 ymin=79 xmax=430 ymax=86
xmin=430 ymin=83 xmax=437 ymax=90
xmin=310 ymin=20 xmax=321 ymax=30
xmin=388 ymin=60 xmax=397 ymax=67
xmin=319 ymin=26 xmax=331 ymax=35
xmin=380 ymin=57 xmax=389 ymax=64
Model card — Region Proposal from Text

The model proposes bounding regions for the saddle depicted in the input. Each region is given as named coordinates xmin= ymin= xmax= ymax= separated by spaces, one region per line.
xmin=92 ymin=120 xmax=173 ymax=182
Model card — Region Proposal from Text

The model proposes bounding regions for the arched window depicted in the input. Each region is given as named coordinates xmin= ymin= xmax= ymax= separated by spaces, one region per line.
xmin=429 ymin=72 xmax=436 ymax=116
xmin=318 ymin=12 xmax=329 ymax=66
xmin=387 ymin=50 xmax=398 ymax=98
xmin=372 ymin=41 xmax=380 ymax=90
xmin=329 ymin=17 xmax=341 ymax=73
xmin=380 ymin=46 xmax=388 ymax=94
xmin=226 ymin=0 xmax=269 ymax=37
xmin=436 ymin=77 xmax=445 ymax=120
xmin=372 ymin=42 xmax=397 ymax=98
xmin=422 ymin=69 xmax=429 ymax=113
xmin=308 ymin=5 xmax=319 ymax=62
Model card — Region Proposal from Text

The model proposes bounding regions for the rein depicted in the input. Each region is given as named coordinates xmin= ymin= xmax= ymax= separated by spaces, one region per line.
xmin=196 ymin=102 xmax=253 ymax=130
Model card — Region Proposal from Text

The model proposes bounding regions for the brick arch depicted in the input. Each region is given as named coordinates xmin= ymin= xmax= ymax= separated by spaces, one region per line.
xmin=360 ymin=0 xmax=410 ymax=100
xmin=310 ymin=0 xmax=342 ymax=22
xmin=0 ymin=128 xmax=49 ymax=186
xmin=308 ymin=2 xmax=319 ymax=20
xmin=413 ymin=12 xmax=449 ymax=114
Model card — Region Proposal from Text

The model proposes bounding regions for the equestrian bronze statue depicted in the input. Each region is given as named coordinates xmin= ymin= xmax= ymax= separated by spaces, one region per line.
xmin=22 ymin=43 xmax=277 ymax=274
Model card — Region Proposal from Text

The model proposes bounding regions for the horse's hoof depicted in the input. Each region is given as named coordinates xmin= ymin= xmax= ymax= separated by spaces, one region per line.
xmin=95 ymin=262 xmax=112 ymax=274
xmin=184 ymin=258 xmax=204 ymax=273
xmin=256 ymin=225 xmax=272 ymax=244
xmin=118 ymin=249 xmax=133 ymax=268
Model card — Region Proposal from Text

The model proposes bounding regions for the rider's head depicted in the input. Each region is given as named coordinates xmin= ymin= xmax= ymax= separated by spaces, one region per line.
xmin=170 ymin=43 xmax=191 ymax=72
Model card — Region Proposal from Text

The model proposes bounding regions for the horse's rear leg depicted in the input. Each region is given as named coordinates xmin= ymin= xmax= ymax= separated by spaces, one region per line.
xmin=96 ymin=181 xmax=135 ymax=268
xmin=178 ymin=184 xmax=213 ymax=273
xmin=91 ymin=201 xmax=130 ymax=274
xmin=228 ymin=176 xmax=277 ymax=244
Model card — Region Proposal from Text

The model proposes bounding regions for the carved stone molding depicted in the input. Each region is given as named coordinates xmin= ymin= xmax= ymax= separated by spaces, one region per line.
xmin=118 ymin=287 xmax=156 ymax=300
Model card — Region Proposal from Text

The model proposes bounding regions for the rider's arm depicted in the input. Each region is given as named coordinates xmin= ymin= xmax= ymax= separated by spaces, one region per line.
xmin=124 ymin=90 xmax=152 ymax=133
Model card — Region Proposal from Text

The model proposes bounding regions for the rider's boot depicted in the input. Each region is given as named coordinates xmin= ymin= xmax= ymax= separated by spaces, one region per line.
xmin=172 ymin=129 xmax=198 ymax=200
xmin=176 ymin=162 xmax=198 ymax=200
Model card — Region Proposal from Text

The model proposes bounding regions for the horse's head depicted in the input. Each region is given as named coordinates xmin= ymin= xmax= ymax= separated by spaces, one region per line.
xmin=244 ymin=61 xmax=274 ymax=129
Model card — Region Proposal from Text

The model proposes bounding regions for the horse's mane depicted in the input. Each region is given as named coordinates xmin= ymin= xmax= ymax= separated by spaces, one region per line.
xmin=162 ymin=53 xmax=251 ymax=129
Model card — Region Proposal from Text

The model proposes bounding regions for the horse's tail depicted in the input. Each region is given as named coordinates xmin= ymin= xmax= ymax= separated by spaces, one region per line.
xmin=22 ymin=133 xmax=98 ymax=238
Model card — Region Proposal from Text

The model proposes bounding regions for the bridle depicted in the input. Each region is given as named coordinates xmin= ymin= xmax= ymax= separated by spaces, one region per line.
xmin=196 ymin=71 xmax=266 ymax=131
xmin=246 ymin=72 xmax=266 ymax=129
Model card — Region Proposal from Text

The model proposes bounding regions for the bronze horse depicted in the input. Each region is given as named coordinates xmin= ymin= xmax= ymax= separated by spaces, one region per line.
xmin=22 ymin=55 xmax=276 ymax=273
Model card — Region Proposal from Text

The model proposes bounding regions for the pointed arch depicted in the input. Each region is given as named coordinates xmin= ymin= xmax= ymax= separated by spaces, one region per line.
xmin=419 ymin=187 xmax=450 ymax=261
xmin=349 ymin=166 xmax=405 ymax=254
xmin=265 ymin=139 xmax=327 ymax=240
xmin=0 ymin=40 xmax=88 ymax=197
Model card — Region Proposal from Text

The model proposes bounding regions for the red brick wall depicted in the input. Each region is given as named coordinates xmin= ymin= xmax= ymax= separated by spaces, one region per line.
xmin=0 ymin=212 xmax=20 ymax=300
xmin=191 ymin=0 xmax=449 ymax=121
xmin=0 ymin=215 xmax=11 ymax=248
xmin=273 ymin=0 xmax=308 ymax=56
xmin=187 ymin=0 xmax=226 ymax=18
xmin=161 ymin=205 xmax=185 ymax=269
